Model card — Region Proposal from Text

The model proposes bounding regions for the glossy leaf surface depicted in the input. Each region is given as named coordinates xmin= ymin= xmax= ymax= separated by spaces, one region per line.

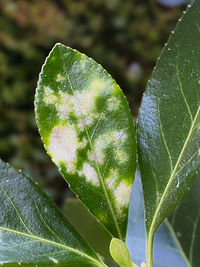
xmin=127 ymin=171 xmax=189 ymax=267
xmin=0 ymin=159 xmax=106 ymax=267
xmin=137 ymin=1 xmax=200 ymax=256
xmin=35 ymin=43 xmax=136 ymax=240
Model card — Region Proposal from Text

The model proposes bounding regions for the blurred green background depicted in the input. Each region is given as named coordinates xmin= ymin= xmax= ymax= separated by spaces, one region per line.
xmin=0 ymin=0 xmax=187 ymax=207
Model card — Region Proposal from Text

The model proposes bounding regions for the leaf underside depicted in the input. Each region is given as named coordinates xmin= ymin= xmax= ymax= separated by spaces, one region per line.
xmin=0 ymin=159 xmax=103 ymax=266
xmin=35 ymin=43 xmax=136 ymax=240
xmin=138 ymin=1 xmax=200 ymax=238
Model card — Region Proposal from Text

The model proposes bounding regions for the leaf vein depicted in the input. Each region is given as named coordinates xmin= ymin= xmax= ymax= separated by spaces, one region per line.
xmin=149 ymin=103 xmax=200 ymax=236
xmin=176 ymin=61 xmax=193 ymax=123
xmin=0 ymin=181 xmax=33 ymax=235
xmin=157 ymin=100 xmax=173 ymax=172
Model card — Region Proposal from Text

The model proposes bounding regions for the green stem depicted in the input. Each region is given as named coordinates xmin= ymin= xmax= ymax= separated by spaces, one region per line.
xmin=147 ymin=232 xmax=154 ymax=267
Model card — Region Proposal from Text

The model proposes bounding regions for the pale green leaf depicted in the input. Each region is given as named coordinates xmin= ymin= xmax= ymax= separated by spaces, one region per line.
xmin=137 ymin=2 xmax=200 ymax=265
xmin=35 ymin=43 xmax=136 ymax=240
xmin=0 ymin=159 xmax=106 ymax=267
xmin=109 ymin=238 xmax=133 ymax=267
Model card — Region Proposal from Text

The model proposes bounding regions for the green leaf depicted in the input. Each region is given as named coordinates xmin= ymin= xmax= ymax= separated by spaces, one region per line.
xmin=168 ymin=173 xmax=200 ymax=267
xmin=137 ymin=2 xmax=200 ymax=265
xmin=109 ymin=238 xmax=133 ymax=267
xmin=64 ymin=198 xmax=117 ymax=266
xmin=0 ymin=159 xmax=106 ymax=267
xmin=35 ymin=43 xmax=136 ymax=240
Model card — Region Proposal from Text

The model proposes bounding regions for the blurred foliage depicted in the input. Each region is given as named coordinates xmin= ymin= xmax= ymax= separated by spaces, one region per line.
xmin=0 ymin=0 xmax=185 ymax=206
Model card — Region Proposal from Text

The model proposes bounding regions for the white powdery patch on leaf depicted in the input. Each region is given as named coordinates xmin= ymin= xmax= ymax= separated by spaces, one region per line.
xmin=113 ymin=130 xmax=127 ymax=142
xmin=43 ymin=86 xmax=57 ymax=104
xmin=48 ymin=125 xmax=80 ymax=173
xmin=114 ymin=181 xmax=132 ymax=213
xmin=115 ymin=149 xmax=128 ymax=164
xmin=79 ymin=163 xmax=99 ymax=186
xmin=107 ymin=96 xmax=121 ymax=111
xmin=56 ymin=91 xmax=73 ymax=120
xmin=91 ymin=130 xmax=128 ymax=165
xmin=90 ymin=79 xmax=107 ymax=92
xmin=72 ymin=90 xmax=97 ymax=116
xmin=56 ymin=73 xmax=65 ymax=82
xmin=105 ymin=169 xmax=119 ymax=191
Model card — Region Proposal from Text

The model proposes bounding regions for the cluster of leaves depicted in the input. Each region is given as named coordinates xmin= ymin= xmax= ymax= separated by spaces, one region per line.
xmin=0 ymin=1 xmax=183 ymax=206
xmin=0 ymin=1 xmax=200 ymax=266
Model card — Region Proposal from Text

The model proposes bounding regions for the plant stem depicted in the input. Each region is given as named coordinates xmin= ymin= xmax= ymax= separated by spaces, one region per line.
xmin=146 ymin=232 xmax=154 ymax=267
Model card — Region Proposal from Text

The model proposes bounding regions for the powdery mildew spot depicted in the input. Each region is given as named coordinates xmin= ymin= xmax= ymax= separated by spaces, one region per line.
xmin=89 ymin=137 xmax=105 ymax=164
xmin=56 ymin=91 xmax=73 ymax=120
xmin=105 ymin=169 xmax=119 ymax=191
xmin=48 ymin=125 xmax=80 ymax=173
xmin=49 ymin=257 xmax=59 ymax=264
xmin=88 ymin=150 xmax=96 ymax=162
xmin=107 ymin=96 xmax=121 ymax=111
xmin=91 ymin=130 xmax=128 ymax=165
xmin=114 ymin=181 xmax=132 ymax=213
xmin=72 ymin=90 xmax=97 ymax=117
xmin=56 ymin=74 xmax=65 ymax=82
xmin=115 ymin=149 xmax=128 ymax=164
xmin=90 ymin=79 xmax=107 ymax=91
xmin=81 ymin=137 xmax=88 ymax=147
xmin=79 ymin=163 xmax=99 ymax=186
xmin=46 ymin=88 xmax=102 ymax=126
xmin=113 ymin=130 xmax=127 ymax=142
xmin=43 ymin=86 xmax=57 ymax=104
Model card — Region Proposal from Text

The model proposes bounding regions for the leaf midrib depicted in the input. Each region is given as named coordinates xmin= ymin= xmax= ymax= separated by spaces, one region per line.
xmin=149 ymin=104 xmax=200 ymax=238
xmin=57 ymin=45 xmax=122 ymax=240
xmin=0 ymin=226 xmax=104 ymax=267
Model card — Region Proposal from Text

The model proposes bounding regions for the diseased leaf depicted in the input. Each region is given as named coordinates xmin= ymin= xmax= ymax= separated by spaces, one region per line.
xmin=0 ymin=159 xmax=106 ymax=267
xmin=35 ymin=43 xmax=136 ymax=240
xmin=126 ymin=171 xmax=187 ymax=267
xmin=137 ymin=1 xmax=200 ymax=264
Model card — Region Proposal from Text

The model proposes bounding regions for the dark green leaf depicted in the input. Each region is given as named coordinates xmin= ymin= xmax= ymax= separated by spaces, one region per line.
xmin=137 ymin=2 xmax=200 ymax=264
xmin=0 ymin=159 xmax=106 ymax=267
xmin=64 ymin=197 xmax=117 ymax=266
xmin=168 ymin=173 xmax=200 ymax=267
xmin=35 ymin=43 xmax=136 ymax=240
